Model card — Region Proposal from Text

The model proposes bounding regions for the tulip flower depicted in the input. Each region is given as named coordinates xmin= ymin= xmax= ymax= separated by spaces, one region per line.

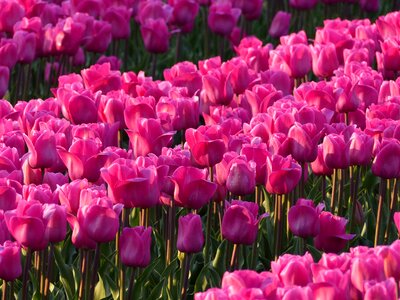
xmin=222 ymin=200 xmax=260 ymax=245
xmin=394 ymin=212 xmax=400 ymax=235
xmin=314 ymin=211 xmax=355 ymax=253
xmin=171 ymin=166 xmax=217 ymax=210
xmin=288 ymin=199 xmax=324 ymax=238
xmin=42 ymin=204 xmax=67 ymax=243
xmin=371 ymin=139 xmax=400 ymax=179
xmin=84 ymin=20 xmax=112 ymax=53
xmin=322 ymin=134 xmax=350 ymax=170
xmin=289 ymin=0 xmax=318 ymax=9
xmin=208 ymin=1 xmax=241 ymax=36
xmin=0 ymin=211 xmax=10 ymax=244
xmin=23 ymin=131 xmax=58 ymax=170
xmin=269 ymin=11 xmax=291 ymax=39
xmin=310 ymin=43 xmax=339 ymax=78
xmin=103 ymin=6 xmax=132 ymax=39
xmin=81 ymin=63 xmax=122 ymax=94
xmin=364 ymin=278 xmax=398 ymax=300
xmin=177 ymin=213 xmax=204 ymax=253
xmin=4 ymin=200 xmax=48 ymax=251
xmin=119 ymin=226 xmax=152 ymax=268
xmin=0 ymin=241 xmax=22 ymax=281
xmin=140 ymin=18 xmax=170 ymax=54
xmin=0 ymin=66 xmax=9 ymax=99
xmin=265 ymin=154 xmax=302 ymax=195
xmin=101 ymin=158 xmax=162 ymax=208
xmin=202 ymin=68 xmax=234 ymax=107
xmin=0 ymin=1 xmax=25 ymax=33
xmin=348 ymin=131 xmax=374 ymax=166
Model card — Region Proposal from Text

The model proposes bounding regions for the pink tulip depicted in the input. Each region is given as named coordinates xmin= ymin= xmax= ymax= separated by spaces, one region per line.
xmin=103 ymin=6 xmax=132 ymax=39
xmin=4 ymin=200 xmax=48 ymax=250
xmin=42 ymin=204 xmax=67 ymax=243
xmin=202 ymin=68 xmax=234 ymax=107
xmin=101 ymin=158 xmax=162 ymax=208
xmin=23 ymin=131 xmax=58 ymax=169
xmin=84 ymin=20 xmax=112 ymax=53
xmin=53 ymin=17 xmax=85 ymax=56
xmin=81 ymin=63 xmax=122 ymax=94
xmin=0 ymin=211 xmax=10 ymax=244
xmin=310 ymin=43 xmax=339 ymax=78
xmin=98 ymin=91 xmax=126 ymax=129
xmin=67 ymin=214 xmax=97 ymax=249
xmin=163 ymin=61 xmax=202 ymax=97
xmin=311 ymin=144 xmax=334 ymax=176
xmin=177 ymin=213 xmax=204 ymax=253
xmin=287 ymin=122 xmax=322 ymax=163
xmin=0 ymin=66 xmax=9 ymax=98
xmin=394 ymin=212 xmax=400 ymax=235
xmin=126 ymin=118 xmax=175 ymax=157
xmin=96 ymin=56 xmax=122 ymax=71
xmin=265 ymin=154 xmax=302 ymax=195
xmin=77 ymin=197 xmax=122 ymax=244
xmin=195 ymin=288 xmax=229 ymax=300
xmin=171 ymin=166 xmax=217 ymax=210
xmin=0 ymin=40 xmax=18 ymax=69
xmin=269 ymin=11 xmax=291 ymax=39
xmin=314 ymin=211 xmax=355 ymax=253
xmin=156 ymin=95 xmax=199 ymax=131
xmin=288 ymin=199 xmax=324 ymax=238
xmin=351 ymin=255 xmax=385 ymax=293
xmin=119 ymin=226 xmax=152 ymax=268
xmin=348 ymin=131 xmax=373 ymax=166
xmin=13 ymin=30 xmax=36 ymax=64
xmin=322 ymin=134 xmax=350 ymax=170
xmin=289 ymin=0 xmax=318 ymax=9
xmin=0 ymin=1 xmax=25 ymax=33
xmin=371 ymin=139 xmax=400 ymax=179
xmin=208 ymin=1 xmax=241 ymax=36
xmin=271 ymin=253 xmax=313 ymax=287
xmin=170 ymin=0 xmax=199 ymax=27
xmin=240 ymin=139 xmax=269 ymax=185
xmin=140 ymin=18 xmax=170 ymax=54
xmin=185 ymin=125 xmax=226 ymax=167
xmin=0 ymin=241 xmax=22 ymax=281
xmin=222 ymin=200 xmax=261 ymax=245
xmin=137 ymin=0 xmax=172 ymax=24
xmin=232 ymin=0 xmax=263 ymax=20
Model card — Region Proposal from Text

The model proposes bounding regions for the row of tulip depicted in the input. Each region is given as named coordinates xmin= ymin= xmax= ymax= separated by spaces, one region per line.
xmin=0 ymin=6 xmax=400 ymax=300
xmin=0 ymin=0 xmax=396 ymax=102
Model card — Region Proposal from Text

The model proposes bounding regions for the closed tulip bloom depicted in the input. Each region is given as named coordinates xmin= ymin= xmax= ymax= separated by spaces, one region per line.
xmin=269 ymin=11 xmax=291 ymax=39
xmin=311 ymin=144 xmax=333 ymax=176
xmin=310 ymin=43 xmax=339 ymax=78
xmin=348 ymin=131 xmax=373 ymax=166
xmin=351 ymin=255 xmax=385 ymax=293
xmin=0 ymin=66 xmax=9 ymax=99
xmin=4 ymin=200 xmax=48 ymax=250
xmin=289 ymin=0 xmax=318 ymax=9
xmin=119 ymin=226 xmax=152 ymax=268
xmin=380 ymin=38 xmax=400 ymax=72
xmin=314 ymin=211 xmax=355 ymax=253
xmin=185 ymin=125 xmax=226 ymax=167
xmin=23 ymin=131 xmax=58 ymax=169
xmin=172 ymin=166 xmax=217 ymax=210
xmin=0 ymin=211 xmax=10 ymax=244
xmin=288 ymin=199 xmax=324 ymax=238
xmin=372 ymin=139 xmax=400 ymax=179
xmin=79 ymin=197 xmax=122 ymax=243
xmin=170 ymin=0 xmax=199 ymax=27
xmin=360 ymin=0 xmax=379 ymax=12
xmin=208 ymin=1 xmax=241 ymax=36
xmin=140 ymin=18 xmax=170 ymax=54
xmin=322 ymin=134 xmax=350 ymax=170
xmin=103 ymin=6 xmax=132 ymax=39
xmin=0 ymin=1 xmax=25 ymax=33
xmin=271 ymin=253 xmax=313 ymax=287
xmin=222 ymin=200 xmax=259 ymax=245
xmin=226 ymin=158 xmax=256 ymax=196
xmin=81 ymin=63 xmax=122 ymax=94
xmin=42 ymin=204 xmax=67 ymax=243
xmin=13 ymin=30 xmax=36 ymax=64
xmin=0 ymin=40 xmax=18 ymax=69
xmin=202 ymin=68 xmax=234 ymax=106
xmin=85 ymin=20 xmax=112 ymax=53
xmin=265 ymin=154 xmax=302 ymax=195
xmin=177 ymin=213 xmax=204 ymax=253
xmin=0 ymin=241 xmax=22 ymax=281
xmin=288 ymin=122 xmax=321 ymax=163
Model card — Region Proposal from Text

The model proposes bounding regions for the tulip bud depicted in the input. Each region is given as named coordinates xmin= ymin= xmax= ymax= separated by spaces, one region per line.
xmin=177 ymin=213 xmax=204 ymax=253
xmin=0 ymin=241 xmax=22 ymax=281
xmin=269 ymin=11 xmax=291 ymax=39
xmin=119 ymin=226 xmax=152 ymax=268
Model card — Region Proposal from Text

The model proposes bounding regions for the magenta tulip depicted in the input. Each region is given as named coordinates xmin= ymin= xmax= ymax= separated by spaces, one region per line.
xmin=23 ymin=131 xmax=58 ymax=169
xmin=314 ymin=211 xmax=355 ymax=253
xmin=177 ymin=213 xmax=204 ymax=253
xmin=42 ymin=204 xmax=67 ymax=243
xmin=371 ymin=139 xmax=400 ymax=179
xmin=208 ymin=1 xmax=241 ymax=36
xmin=84 ymin=20 xmax=112 ymax=53
xmin=222 ymin=200 xmax=260 ymax=245
xmin=265 ymin=154 xmax=302 ymax=195
xmin=4 ymin=200 xmax=48 ymax=250
xmin=119 ymin=226 xmax=152 ymax=268
xmin=288 ymin=199 xmax=324 ymax=238
xmin=185 ymin=125 xmax=226 ymax=167
xmin=81 ymin=63 xmax=122 ymax=94
xmin=269 ymin=11 xmax=291 ymax=39
xmin=0 ymin=241 xmax=22 ymax=281
xmin=103 ymin=6 xmax=132 ymax=39
xmin=171 ymin=166 xmax=217 ymax=210
xmin=140 ymin=18 xmax=170 ymax=54
xmin=310 ymin=43 xmax=339 ymax=78
xmin=322 ymin=134 xmax=350 ymax=170
xmin=271 ymin=253 xmax=313 ymax=287
xmin=0 ymin=66 xmax=9 ymax=99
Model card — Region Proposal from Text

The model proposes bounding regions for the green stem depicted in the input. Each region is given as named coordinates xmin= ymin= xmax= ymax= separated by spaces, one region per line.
xmin=374 ymin=178 xmax=387 ymax=246
xmin=127 ymin=268 xmax=136 ymax=300
xmin=330 ymin=169 xmax=337 ymax=212
xmin=384 ymin=178 xmax=398 ymax=243
xmin=230 ymin=244 xmax=239 ymax=271
xmin=180 ymin=253 xmax=191 ymax=300
xmin=89 ymin=244 xmax=101 ymax=300
xmin=44 ymin=244 xmax=54 ymax=300
xmin=2 ymin=281 xmax=6 ymax=300
xmin=22 ymin=249 xmax=33 ymax=300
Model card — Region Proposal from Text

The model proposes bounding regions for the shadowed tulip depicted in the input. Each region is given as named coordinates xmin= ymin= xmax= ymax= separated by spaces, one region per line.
xmin=177 ymin=213 xmax=204 ymax=253
xmin=43 ymin=204 xmax=67 ymax=243
xmin=314 ymin=211 xmax=355 ymax=253
xmin=0 ymin=241 xmax=22 ymax=282
xmin=322 ymin=134 xmax=350 ymax=170
xmin=371 ymin=139 xmax=400 ymax=179
xmin=0 ymin=1 xmax=25 ymax=33
xmin=171 ymin=166 xmax=217 ymax=210
xmin=4 ymin=200 xmax=48 ymax=250
xmin=119 ymin=226 xmax=152 ymax=268
xmin=85 ymin=20 xmax=112 ymax=53
xmin=208 ymin=1 xmax=241 ymax=36
xmin=140 ymin=18 xmax=170 ymax=54
xmin=269 ymin=11 xmax=291 ymax=39
xmin=288 ymin=199 xmax=324 ymax=238
xmin=289 ymin=0 xmax=318 ymax=9
xmin=0 ymin=66 xmax=9 ymax=98
xmin=265 ymin=154 xmax=302 ymax=195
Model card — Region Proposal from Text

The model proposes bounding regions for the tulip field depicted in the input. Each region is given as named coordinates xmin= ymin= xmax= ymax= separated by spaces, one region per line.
xmin=1 ymin=0 xmax=400 ymax=299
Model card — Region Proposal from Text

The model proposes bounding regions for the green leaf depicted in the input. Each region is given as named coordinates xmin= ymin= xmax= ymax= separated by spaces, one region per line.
xmin=148 ymin=279 xmax=164 ymax=300
xmin=53 ymin=246 xmax=76 ymax=300
xmin=212 ymin=239 xmax=227 ymax=276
